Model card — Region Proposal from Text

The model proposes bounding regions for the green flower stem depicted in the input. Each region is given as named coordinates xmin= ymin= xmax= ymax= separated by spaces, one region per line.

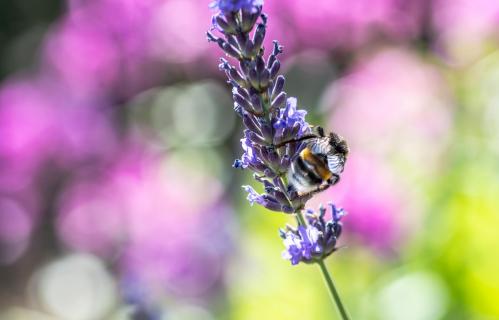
xmin=317 ymin=259 xmax=351 ymax=320
xmin=295 ymin=208 xmax=307 ymax=226
xmin=295 ymin=209 xmax=350 ymax=320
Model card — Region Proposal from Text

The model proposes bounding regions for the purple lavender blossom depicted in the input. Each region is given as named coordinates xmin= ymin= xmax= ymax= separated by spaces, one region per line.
xmin=210 ymin=0 xmax=263 ymax=14
xmin=208 ymin=0 xmax=349 ymax=267
xmin=281 ymin=203 xmax=345 ymax=265
xmin=208 ymin=0 xmax=315 ymax=214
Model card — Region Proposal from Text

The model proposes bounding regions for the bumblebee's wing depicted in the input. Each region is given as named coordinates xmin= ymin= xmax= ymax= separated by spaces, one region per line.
xmin=309 ymin=138 xmax=330 ymax=155
xmin=327 ymin=154 xmax=344 ymax=174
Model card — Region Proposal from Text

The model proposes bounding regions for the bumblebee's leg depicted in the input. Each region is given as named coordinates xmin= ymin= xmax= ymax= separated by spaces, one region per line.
xmin=274 ymin=126 xmax=324 ymax=148
xmin=297 ymin=183 xmax=331 ymax=198
xmin=296 ymin=174 xmax=339 ymax=198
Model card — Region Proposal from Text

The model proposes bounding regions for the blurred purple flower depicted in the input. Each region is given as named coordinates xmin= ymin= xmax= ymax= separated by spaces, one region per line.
xmin=310 ymin=155 xmax=402 ymax=251
xmin=58 ymin=148 xmax=233 ymax=297
xmin=326 ymin=48 xmax=451 ymax=181
xmin=43 ymin=21 xmax=122 ymax=99
xmin=432 ymin=0 xmax=499 ymax=64
xmin=264 ymin=0 xmax=424 ymax=52
xmin=0 ymin=198 xmax=34 ymax=265
xmin=318 ymin=48 xmax=451 ymax=250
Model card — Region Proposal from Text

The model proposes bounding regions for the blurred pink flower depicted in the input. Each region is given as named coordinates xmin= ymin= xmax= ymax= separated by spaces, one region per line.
xmin=43 ymin=21 xmax=121 ymax=99
xmin=432 ymin=0 xmax=499 ymax=64
xmin=148 ymin=0 xmax=218 ymax=64
xmin=0 ymin=78 xmax=118 ymax=174
xmin=43 ymin=0 xmax=169 ymax=99
xmin=317 ymin=48 xmax=452 ymax=251
xmin=264 ymin=0 xmax=424 ymax=51
xmin=309 ymin=154 xmax=405 ymax=251
xmin=0 ymin=198 xmax=34 ymax=264
xmin=0 ymin=80 xmax=57 ymax=165
xmin=58 ymin=148 xmax=233 ymax=297
xmin=326 ymin=48 xmax=452 ymax=178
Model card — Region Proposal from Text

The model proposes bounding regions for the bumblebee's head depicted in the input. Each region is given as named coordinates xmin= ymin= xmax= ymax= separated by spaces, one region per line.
xmin=329 ymin=132 xmax=349 ymax=156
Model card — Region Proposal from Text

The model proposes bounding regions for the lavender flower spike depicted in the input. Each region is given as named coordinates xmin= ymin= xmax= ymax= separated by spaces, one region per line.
xmin=280 ymin=203 xmax=345 ymax=265
xmin=208 ymin=0 xmax=316 ymax=215
xmin=208 ymin=2 xmax=352 ymax=318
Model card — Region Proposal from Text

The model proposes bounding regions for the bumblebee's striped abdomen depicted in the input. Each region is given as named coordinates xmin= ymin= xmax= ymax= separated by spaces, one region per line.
xmin=288 ymin=147 xmax=332 ymax=193
xmin=300 ymin=148 xmax=333 ymax=181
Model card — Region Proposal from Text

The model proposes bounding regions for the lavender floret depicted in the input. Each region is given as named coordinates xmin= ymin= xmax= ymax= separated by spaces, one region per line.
xmin=210 ymin=0 xmax=263 ymax=14
xmin=281 ymin=203 xmax=345 ymax=265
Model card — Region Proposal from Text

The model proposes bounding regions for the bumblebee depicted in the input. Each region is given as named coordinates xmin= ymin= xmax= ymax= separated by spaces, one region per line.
xmin=278 ymin=127 xmax=349 ymax=197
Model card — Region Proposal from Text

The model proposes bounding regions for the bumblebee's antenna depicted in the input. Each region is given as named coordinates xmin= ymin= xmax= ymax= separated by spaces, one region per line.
xmin=316 ymin=126 xmax=325 ymax=137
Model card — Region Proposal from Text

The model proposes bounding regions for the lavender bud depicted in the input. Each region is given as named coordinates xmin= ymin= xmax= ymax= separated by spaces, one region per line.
xmin=264 ymin=168 xmax=277 ymax=178
xmin=227 ymin=35 xmax=239 ymax=49
xmin=285 ymin=224 xmax=298 ymax=233
xmin=250 ymin=94 xmax=263 ymax=113
xmin=236 ymin=33 xmax=248 ymax=49
xmin=240 ymin=60 xmax=251 ymax=76
xmin=272 ymin=75 xmax=285 ymax=99
xmin=251 ymin=162 xmax=268 ymax=173
xmin=273 ymin=190 xmax=290 ymax=206
xmin=273 ymin=127 xmax=285 ymax=144
xmin=256 ymin=56 xmax=266 ymax=74
xmin=233 ymin=93 xmax=253 ymax=113
xmin=233 ymin=159 xmax=244 ymax=169
xmin=241 ymin=11 xmax=259 ymax=33
xmin=248 ymin=131 xmax=268 ymax=146
xmin=263 ymin=180 xmax=276 ymax=191
xmin=260 ymin=13 xmax=268 ymax=25
xmin=281 ymin=206 xmax=294 ymax=214
xmin=289 ymin=123 xmax=300 ymax=138
xmin=267 ymin=54 xmax=276 ymax=69
xmin=271 ymin=92 xmax=287 ymax=111
xmin=262 ymin=199 xmax=285 ymax=212
xmin=233 ymin=87 xmax=250 ymax=100
xmin=233 ymin=103 xmax=243 ymax=117
xmin=319 ymin=204 xmax=326 ymax=218
xmin=243 ymin=40 xmax=255 ymax=58
xmin=206 ymin=31 xmax=218 ymax=43
xmin=222 ymin=42 xmax=241 ymax=59
xmin=272 ymin=40 xmax=283 ymax=56
xmin=280 ymin=154 xmax=291 ymax=170
xmin=259 ymin=69 xmax=270 ymax=89
xmin=249 ymin=68 xmax=259 ymax=88
xmin=260 ymin=123 xmax=273 ymax=141
xmin=261 ymin=147 xmax=279 ymax=166
xmin=253 ymin=23 xmax=266 ymax=54
xmin=269 ymin=60 xmax=280 ymax=79
xmin=226 ymin=13 xmax=238 ymax=29
xmin=228 ymin=68 xmax=246 ymax=87
xmin=242 ymin=114 xmax=261 ymax=134
xmin=279 ymin=127 xmax=291 ymax=142
xmin=215 ymin=15 xmax=236 ymax=34
xmin=279 ymin=228 xmax=287 ymax=239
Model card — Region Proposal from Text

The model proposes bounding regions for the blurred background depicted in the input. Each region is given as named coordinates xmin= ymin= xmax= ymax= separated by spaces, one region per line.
xmin=0 ymin=0 xmax=498 ymax=319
